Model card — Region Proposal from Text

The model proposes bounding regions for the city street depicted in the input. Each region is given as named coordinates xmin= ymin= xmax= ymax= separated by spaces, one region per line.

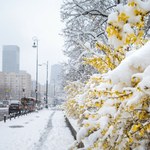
xmin=0 ymin=109 xmax=74 ymax=150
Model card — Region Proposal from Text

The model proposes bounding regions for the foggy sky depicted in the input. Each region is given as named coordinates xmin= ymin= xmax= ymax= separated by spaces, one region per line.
xmin=0 ymin=0 xmax=66 ymax=84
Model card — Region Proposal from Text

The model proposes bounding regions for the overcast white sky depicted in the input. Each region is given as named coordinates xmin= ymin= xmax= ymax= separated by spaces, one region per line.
xmin=0 ymin=0 xmax=67 ymax=84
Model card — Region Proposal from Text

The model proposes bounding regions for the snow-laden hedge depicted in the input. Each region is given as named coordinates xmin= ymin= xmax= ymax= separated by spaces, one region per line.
xmin=64 ymin=0 xmax=150 ymax=149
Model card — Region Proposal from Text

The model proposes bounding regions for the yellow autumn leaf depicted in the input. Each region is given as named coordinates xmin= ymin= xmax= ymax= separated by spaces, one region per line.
xmin=131 ymin=124 xmax=141 ymax=132
xmin=128 ymin=1 xmax=137 ymax=7
xmin=84 ymin=123 xmax=90 ymax=127
xmin=118 ymin=12 xmax=129 ymax=23
xmin=139 ymin=129 xmax=145 ymax=136
xmin=79 ymin=105 xmax=84 ymax=109
xmin=128 ymin=136 xmax=133 ymax=144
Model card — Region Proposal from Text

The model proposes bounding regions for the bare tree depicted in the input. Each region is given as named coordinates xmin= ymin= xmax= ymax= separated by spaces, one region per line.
xmin=61 ymin=0 xmax=119 ymax=83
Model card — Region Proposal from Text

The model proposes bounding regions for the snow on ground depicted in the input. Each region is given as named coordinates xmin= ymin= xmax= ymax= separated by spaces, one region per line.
xmin=40 ymin=111 xmax=74 ymax=150
xmin=0 ymin=109 xmax=74 ymax=150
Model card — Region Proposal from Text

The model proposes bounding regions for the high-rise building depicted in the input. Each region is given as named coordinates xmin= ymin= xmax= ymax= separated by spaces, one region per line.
xmin=50 ymin=64 xmax=62 ymax=83
xmin=2 ymin=45 xmax=20 ymax=73
xmin=49 ymin=64 xmax=63 ymax=105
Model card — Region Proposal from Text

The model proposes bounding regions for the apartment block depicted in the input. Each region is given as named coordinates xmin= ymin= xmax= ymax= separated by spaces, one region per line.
xmin=0 ymin=71 xmax=31 ymax=100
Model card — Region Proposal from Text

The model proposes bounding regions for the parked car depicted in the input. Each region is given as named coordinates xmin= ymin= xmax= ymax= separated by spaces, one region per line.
xmin=2 ymin=100 xmax=9 ymax=107
xmin=9 ymin=100 xmax=23 ymax=114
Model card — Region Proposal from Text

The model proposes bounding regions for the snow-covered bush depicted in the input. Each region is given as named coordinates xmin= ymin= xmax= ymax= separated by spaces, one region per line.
xmin=84 ymin=0 xmax=150 ymax=74
xmin=65 ymin=0 xmax=150 ymax=149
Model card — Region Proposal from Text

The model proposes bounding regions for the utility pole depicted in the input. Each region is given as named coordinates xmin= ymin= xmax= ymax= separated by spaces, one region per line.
xmin=45 ymin=61 xmax=48 ymax=108
xmin=32 ymin=37 xmax=39 ymax=103
xmin=39 ymin=61 xmax=49 ymax=108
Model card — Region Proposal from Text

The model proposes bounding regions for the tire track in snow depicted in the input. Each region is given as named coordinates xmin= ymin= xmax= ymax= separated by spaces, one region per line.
xmin=35 ymin=111 xmax=55 ymax=150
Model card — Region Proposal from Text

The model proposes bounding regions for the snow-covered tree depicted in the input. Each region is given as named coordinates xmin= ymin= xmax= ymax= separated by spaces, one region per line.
xmin=61 ymin=0 xmax=150 ymax=84
xmin=61 ymin=0 xmax=120 ymax=83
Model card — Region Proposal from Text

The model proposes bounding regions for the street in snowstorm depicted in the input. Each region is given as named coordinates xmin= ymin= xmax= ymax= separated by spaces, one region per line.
xmin=0 ymin=109 xmax=74 ymax=150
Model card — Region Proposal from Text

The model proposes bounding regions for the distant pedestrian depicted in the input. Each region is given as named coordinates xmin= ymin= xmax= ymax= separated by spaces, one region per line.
xmin=4 ymin=114 xmax=6 ymax=123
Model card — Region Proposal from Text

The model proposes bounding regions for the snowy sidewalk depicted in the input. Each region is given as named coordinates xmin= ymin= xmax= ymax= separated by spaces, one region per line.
xmin=0 ymin=109 xmax=74 ymax=150
xmin=37 ymin=111 xmax=74 ymax=150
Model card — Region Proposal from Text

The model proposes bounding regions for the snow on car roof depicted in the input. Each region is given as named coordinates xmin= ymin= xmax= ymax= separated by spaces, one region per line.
xmin=10 ymin=100 xmax=21 ymax=104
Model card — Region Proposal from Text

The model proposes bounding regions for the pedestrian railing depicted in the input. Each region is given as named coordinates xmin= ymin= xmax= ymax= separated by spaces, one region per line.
xmin=3 ymin=110 xmax=34 ymax=123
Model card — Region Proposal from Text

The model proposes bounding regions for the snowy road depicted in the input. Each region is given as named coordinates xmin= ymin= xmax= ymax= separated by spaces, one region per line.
xmin=0 ymin=109 xmax=74 ymax=150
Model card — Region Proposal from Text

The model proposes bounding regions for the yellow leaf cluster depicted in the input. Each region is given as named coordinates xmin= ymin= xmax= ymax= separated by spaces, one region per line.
xmin=125 ymin=33 xmax=137 ymax=44
xmin=102 ymin=141 xmax=109 ymax=149
xmin=131 ymin=124 xmax=141 ymax=132
xmin=94 ymin=101 xmax=101 ymax=108
xmin=128 ymin=1 xmax=137 ymax=7
xmin=84 ymin=56 xmax=110 ymax=73
xmin=106 ymin=25 xmax=122 ymax=39
xmin=131 ymin=77 xmax=141 ymax=87
xmin=134 ymin=9 xmax=146 ymax=17
xmin=106 ymin=0 xmax=149 ymax=49
xmin=84 ymin=42 xmax=125 ymax=73
xmin=128 ymin=136 xmax=134 ymax=144
xmin=137 ymin=111 xmax=149 ymax=120
xmin=118 ymin=12 xmax=129 ymax=23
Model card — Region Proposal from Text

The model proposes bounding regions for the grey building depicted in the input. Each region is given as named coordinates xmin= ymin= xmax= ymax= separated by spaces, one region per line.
xmin=49 ymin=64 xmax=64 ymax=105
xmin=0 ymin=71 xmax=31 ymax=100
xmin=2 ymin=45 xmax=20 ymax=73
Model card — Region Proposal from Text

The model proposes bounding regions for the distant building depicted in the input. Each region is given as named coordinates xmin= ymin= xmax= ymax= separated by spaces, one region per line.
xmin=2 ymin=45 xmax=20 ymax=73
xmin=50 ymin=64 xmax=62 ymax=82
xmin=0 ymin=72 xmax=5 ymax=100
xmin=49 ymin=64 xmax=63 ymax=105
xmin=0 ymin=71 xmax=31 ymax=100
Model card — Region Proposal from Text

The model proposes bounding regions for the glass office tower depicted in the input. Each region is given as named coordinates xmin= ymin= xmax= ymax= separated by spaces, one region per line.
xmin=2 ymin=45 xmax=20 ymax=73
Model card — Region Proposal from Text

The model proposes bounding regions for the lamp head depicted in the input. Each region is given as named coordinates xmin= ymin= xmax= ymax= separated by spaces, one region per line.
xmin=32 ymin=42 xmax=37 ymax=48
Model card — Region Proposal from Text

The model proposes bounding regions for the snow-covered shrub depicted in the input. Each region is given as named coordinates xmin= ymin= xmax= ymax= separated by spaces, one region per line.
xmin=65 ymin=0 xmax=150 ymax=149
xmin=84 ymin=0 xmax=150 ymax=74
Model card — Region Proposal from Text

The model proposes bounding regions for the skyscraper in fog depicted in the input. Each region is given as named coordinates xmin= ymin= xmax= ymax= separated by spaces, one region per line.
xmin=2 ymin=45 xmax=20 ymax=73
xmin=50 ymin=64 xmax=63 ymax=98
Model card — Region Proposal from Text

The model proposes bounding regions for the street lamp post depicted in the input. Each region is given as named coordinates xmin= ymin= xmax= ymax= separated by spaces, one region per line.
xmin=32 ymin=37 xmax=39 ymax=103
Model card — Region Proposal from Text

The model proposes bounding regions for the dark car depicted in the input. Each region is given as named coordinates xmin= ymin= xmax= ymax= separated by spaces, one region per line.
xmin=9 ymin=100 xmax=22 ymax=114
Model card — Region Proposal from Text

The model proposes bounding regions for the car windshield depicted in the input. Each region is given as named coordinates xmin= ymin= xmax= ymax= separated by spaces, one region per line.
xmin=10 ymin=104 xmax=19 ymax=106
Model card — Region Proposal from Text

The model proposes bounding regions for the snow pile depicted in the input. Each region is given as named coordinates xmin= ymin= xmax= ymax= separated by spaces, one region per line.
xmin=108 ymin=41 xmax=150 ymax=85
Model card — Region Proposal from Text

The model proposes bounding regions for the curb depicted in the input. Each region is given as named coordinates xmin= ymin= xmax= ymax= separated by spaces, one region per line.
xmin=65 ymin=116 xmax=84 ymax=148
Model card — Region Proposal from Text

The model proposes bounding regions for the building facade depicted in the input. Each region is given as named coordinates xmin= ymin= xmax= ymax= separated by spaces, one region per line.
xmin=0 ymin=71 xmax=31 ymax=100
xmin=2 ymin=45 xmax=20 ymax=73
xmin=49 ymin=64 xmax=64 ymax=105
xmin=50 ymin=64 xmax=63 ymax=97
xmin=0 ymin=72 xmax=5 ymax=100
